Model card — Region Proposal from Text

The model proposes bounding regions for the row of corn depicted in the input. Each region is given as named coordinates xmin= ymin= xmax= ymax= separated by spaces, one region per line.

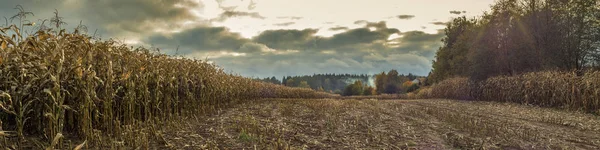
xmin=0 ymin=26 xmax=335 ymax=147
xmin=421 ymin=71 xmax=600 ymax=114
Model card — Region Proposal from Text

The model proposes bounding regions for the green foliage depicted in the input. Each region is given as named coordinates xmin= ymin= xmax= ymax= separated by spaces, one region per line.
xmin=343 ymin=81 xmax=365 ymax=96
xmin=406 ymin=84 xmax=420 ymax=93
xmin=298 ymin=81 xmax=311 ymax=88
xmin=285 ymin=79 xmax=295 ymax=87
xmin=374 ymin=70 xmax=415 ymax=94
xmin=254 ymin=76 xmax=281 ymax=84
xmin=409 ymin=84 xmax=419 ymax=93
xmin=362 ymin=86 xmax=376 ymax=96
xmin=282 ymin=74 xmax=371 ymax=93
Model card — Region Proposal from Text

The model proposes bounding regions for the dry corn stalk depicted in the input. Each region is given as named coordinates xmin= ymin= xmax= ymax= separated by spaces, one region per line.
xmin=0 ymin=23 xmax=336 ymax=148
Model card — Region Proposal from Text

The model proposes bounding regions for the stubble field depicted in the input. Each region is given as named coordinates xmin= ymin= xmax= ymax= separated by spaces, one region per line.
xmin=154 ymin=99 xmax=600 ymax=149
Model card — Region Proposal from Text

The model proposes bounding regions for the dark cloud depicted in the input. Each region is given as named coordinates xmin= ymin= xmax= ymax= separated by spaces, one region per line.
xmin=276 ymin=16 xmax=303 ymax=20
xmin=329 ymin=26 xmax=349 ymax=31
xmin=317 ymin=22 xmax=400 ymax=50
xmin=273 ymin=22 xmax=295 ymax=26
xmin=252 ymin=21 xmax=400 ymax=51
xmin=365 ymin=21 xmax=388 ymax=29
xmin=430 ymin=21 xmax=447 ymax=26
xmin=390 ymin=30 xmax=445 ymax=58
xmin=239 ymin=42 xmax=270 ymax=53
xmin=252 ymin=29 xmax=318 ymax=50
xmin=211 ymin=11 xmax=266 ymax=22
xmin=396 ymin=15 xmax=415 ymax=20
xmin=212 ymin=43 xmax=437 ymax=78
xmin=146 ymin=26 xmax=249 ymax=54
xmin=137 ymin=20 xmax=443 ymax=78
xmin=321 ymin=28 xmax=388 ymax=48
xmin=449 ymin=10 xmax=467 ymax=15
xmin=0 ymin=0 xmax=205 ymax=38
xmin=79 ymin=0 xmax=202 ymax=35
xmin=0 ymin=1 xmax=64 ymax=18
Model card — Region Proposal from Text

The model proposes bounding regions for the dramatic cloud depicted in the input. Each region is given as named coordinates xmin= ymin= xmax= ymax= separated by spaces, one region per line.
xmin=1 ymin=0 xmax=487 ymax=78
xmin=134 ymin=20 xmax=444 ymax=77
xmin=1 ymin=0 xmax=204 ymax=37
xmin=252 ymin=29 xmax=318 ymax=50
xmin=396 ymin=15 xmax=415 ymax=20
xmin=239 ymin=42 xmax=273 ymax=53
xmin=329 ymin=26 xmax=349 ymax=31
xmin=79 ymin=0 xmax=203 ymax=35
xmin=389 ymin=30 xmax=445 ymax=58
xmin=146 ymin=26 xmax=249 ymax=54
xmin=317 ymin=22 xmax=400 ymax=50
xmin=211 ymin=11 xmax=266 ymax=22
xmin=273 ymin=22 xmax=295 ymax=26
xmin=449 ymin=10 xmax=467 ymax=15
xmin=250 ymin=21 xmax=401 ymax=51
xmin=1 ymin=1 xmax=63 ymax=17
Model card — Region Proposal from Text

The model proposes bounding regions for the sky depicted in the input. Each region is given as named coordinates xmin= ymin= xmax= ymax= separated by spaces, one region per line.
xmin=0 ymin=0 xmax=496 ymax=78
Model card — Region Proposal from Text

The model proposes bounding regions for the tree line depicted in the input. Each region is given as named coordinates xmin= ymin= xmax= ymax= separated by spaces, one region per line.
xmin=343 ymin=70 xmax=425 ymax=96
xmin=254 ymin=74 xmax=370 ymax=93
xmin=254 ymin=72 xmax=425 ymax=96
xmin=430 ymin=0 xmax=600 ymax=83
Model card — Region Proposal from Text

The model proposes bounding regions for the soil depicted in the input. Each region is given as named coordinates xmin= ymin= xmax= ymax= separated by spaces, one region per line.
xmin=153 ymin=99 xmax=600 ymax=149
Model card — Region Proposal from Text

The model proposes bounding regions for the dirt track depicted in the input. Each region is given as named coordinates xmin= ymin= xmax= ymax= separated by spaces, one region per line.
xmin=157 ymin=99 xmax=600 ymax=149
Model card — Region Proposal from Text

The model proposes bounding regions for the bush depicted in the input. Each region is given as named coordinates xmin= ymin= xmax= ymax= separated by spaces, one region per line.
xmin=343 ymin=81 xmax=365 ymax=96
xmin=414 ymin=87 xmax=432 ymax=99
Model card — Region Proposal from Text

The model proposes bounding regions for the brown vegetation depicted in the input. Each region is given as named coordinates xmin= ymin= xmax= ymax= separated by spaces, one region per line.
xmin=425 ymin=71 xmax=600 ymax=114
xmin=157 ymin=99 xmax=600 ymax=149
xmin=0 ymin=26 xmax=334 ymax=149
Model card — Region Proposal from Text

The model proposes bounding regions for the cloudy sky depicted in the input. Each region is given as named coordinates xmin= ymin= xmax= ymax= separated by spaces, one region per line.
xmin=0 ymin=0 xmax=495 ymax=78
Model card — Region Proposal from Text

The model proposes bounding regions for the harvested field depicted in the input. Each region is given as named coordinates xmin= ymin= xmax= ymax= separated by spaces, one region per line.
xmin=154 ymin=99 xmax=600 ymax=149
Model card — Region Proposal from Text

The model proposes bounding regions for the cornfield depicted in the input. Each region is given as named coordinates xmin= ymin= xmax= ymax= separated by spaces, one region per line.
xmin=427 ymin=71 xmax=600 ymax=114
xmin=428 ymin=77 xmax=475 ymax=100
xmin=0 ymin=25 xmax=335 ymax=148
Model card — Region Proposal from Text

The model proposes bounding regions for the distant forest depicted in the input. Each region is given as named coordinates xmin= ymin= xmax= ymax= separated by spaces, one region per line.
xmin=254 ymin=74 xmax=370 ymax=93
xmin=254 ymin=72 xmax=423 ymax=94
